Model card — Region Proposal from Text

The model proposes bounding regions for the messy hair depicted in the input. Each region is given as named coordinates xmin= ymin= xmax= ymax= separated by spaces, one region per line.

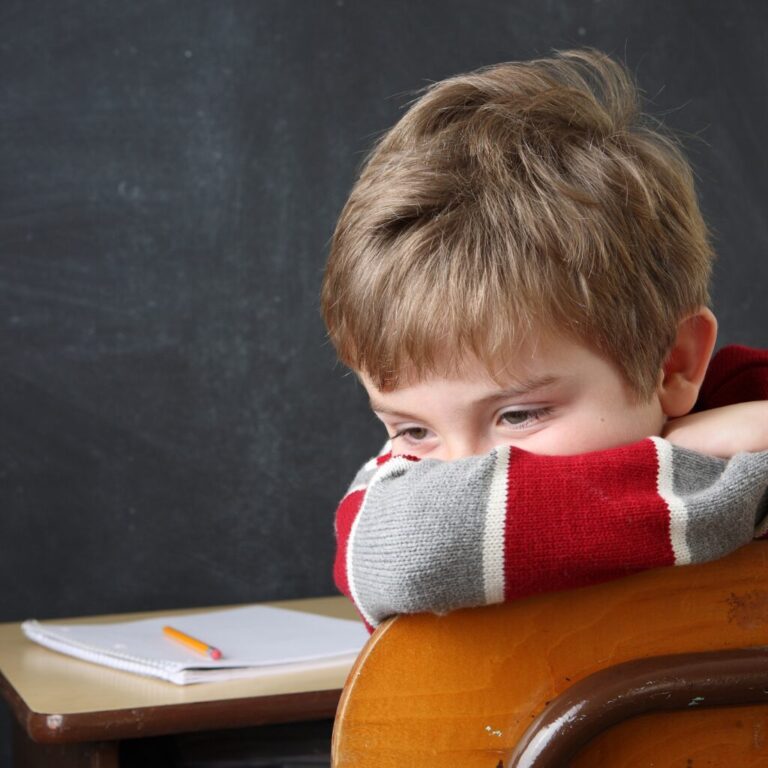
xmin=321 ymin=48 xmax=714 ymax=399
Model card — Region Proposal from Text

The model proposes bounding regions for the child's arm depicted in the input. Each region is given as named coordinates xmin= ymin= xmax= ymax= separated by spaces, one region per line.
xmin=335 ymin=439 xmax=768 ymax=630
xmin=335 ymin=344 xmax=768 ymax=631
xmin=662 ymin=345 xmax=768 ymax=457
xmin=663 ymin=401 xmax=768 ymax=457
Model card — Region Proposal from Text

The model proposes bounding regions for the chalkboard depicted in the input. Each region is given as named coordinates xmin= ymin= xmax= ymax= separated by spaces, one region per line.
xmin=1 ymin=0 xmax=766 ymax=760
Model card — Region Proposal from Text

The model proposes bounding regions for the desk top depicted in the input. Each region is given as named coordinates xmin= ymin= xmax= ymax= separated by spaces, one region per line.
xmin=0 ymin=596 xmax=362 ymax=744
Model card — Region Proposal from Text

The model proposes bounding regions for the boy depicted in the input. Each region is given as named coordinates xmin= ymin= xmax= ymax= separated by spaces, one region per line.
xmin=321 ymin=48 xmax=768 ymax=632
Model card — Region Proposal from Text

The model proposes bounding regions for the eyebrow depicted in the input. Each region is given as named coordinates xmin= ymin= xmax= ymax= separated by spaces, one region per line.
xmin=477 ymin=374 xmax=561 ymax=402
xmin=369 ymin=374 xmax=561 ymax=417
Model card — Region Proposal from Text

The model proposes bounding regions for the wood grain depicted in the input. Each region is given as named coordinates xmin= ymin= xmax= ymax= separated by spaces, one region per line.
xmin=333 ymin=542 xmax=768 ymax=767
xmin=572 ymin=706 xmax=768 ymax=767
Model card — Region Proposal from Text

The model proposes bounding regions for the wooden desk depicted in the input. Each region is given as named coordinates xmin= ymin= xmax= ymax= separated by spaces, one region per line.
xmin=0 ymin=596 xmax=360 ymax=767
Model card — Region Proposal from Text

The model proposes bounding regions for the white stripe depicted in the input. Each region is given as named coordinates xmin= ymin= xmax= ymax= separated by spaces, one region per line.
xmin=345 ymin=456 xmax=412 ymax=629
xmin=482 ymin=446 xmax=509 ymax=604
xmin=376 ymin=440 xmax=392 ymax=458
xmin=651 ymin=436 xmax=690 ymax=565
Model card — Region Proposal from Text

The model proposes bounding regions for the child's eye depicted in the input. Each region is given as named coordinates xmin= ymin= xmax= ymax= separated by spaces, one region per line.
xmin=499 ymin=407 xmax=552 ymax=429
xmin=391 ymin=426 xmax=430 ymax=443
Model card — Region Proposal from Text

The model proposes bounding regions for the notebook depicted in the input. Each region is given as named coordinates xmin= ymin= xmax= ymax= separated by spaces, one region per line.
xmin=22 ymin=605 xmax=369 ymax=685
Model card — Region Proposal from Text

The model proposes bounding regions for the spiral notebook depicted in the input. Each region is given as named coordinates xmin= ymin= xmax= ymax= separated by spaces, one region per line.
xmin=22 ymin=605 xmax=369 ymax=685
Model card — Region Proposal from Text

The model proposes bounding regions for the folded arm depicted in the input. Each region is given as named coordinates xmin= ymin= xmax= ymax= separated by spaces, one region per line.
xmin=335 ymin=344 xmax=768 ymax=630
xmin=663 ymin=401 xmax=768 ymax=457
xmin=335 ymin=439 xmax=768 ymax=630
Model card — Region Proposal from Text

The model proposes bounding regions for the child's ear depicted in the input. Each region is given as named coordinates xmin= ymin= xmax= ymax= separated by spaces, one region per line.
xmin=657 ymin=307 xmax=718 ymax=418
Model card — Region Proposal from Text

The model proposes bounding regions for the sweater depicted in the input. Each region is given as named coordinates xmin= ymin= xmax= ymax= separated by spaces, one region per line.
xmin=334 ymin=345 xmax=768 ymax=631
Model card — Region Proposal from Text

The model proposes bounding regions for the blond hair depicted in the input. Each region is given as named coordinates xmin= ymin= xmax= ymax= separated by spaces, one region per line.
xmin=321 ymin=48 xmax=714 ymax=399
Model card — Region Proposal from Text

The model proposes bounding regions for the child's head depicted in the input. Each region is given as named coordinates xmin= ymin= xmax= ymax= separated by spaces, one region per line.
xmin=322 ymin=48 xmax=718 ymax=458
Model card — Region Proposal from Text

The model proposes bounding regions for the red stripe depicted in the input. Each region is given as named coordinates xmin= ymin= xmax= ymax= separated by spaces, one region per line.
xmin=333 ymin=489 xmax=366 ymax=601
xmin=503 ymin=439 xmax=675 ymax=600
xmin=334 ymin=488 xmax=378 ymax=634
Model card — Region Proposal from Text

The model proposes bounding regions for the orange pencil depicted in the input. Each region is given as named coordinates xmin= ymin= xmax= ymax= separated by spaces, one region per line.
xmin=162 ymin=625 xmax=222 ymax=660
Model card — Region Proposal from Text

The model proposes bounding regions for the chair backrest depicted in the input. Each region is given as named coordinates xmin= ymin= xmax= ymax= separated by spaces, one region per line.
xmin=332 ymin=542 xmax=768 ymax=767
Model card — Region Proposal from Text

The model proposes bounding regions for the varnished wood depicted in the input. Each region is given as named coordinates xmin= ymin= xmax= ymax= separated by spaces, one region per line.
xmin=332 ymin=542 xmax=768 ymax=767
xmin=510 ymin=648 xmax=768 ymax=766
xmin=0 ymin=669 xmax=342 ymax=744
xmin=572 ymin=705 xmax=768 ymax=767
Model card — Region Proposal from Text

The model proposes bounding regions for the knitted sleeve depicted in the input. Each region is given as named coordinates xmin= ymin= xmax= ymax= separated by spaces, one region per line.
xmin=694 ymin=345 xmax=768 ymax=410
xmin=335 ymin=439 xmax=768 ymax=631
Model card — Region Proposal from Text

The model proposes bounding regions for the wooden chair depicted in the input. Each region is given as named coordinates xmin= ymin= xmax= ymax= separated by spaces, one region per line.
xmin=332 ymin=542 xmax=768 ymax=767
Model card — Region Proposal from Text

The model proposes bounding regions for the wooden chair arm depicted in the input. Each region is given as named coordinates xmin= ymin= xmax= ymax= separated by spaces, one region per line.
xmin=509 ymin=646 xmax=768 ymax=767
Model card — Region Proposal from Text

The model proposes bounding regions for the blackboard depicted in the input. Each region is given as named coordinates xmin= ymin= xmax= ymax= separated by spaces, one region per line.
xmin=1 ymin=0 xmax=766 ymax=761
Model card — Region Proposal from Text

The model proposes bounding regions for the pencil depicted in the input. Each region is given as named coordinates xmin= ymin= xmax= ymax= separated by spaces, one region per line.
xmin=162 ymin=625 xmax=223 ymax=660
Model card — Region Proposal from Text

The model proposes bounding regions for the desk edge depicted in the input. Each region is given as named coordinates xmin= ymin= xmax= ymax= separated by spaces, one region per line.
xmin=0 ymin=667 xmax=342 ymax=745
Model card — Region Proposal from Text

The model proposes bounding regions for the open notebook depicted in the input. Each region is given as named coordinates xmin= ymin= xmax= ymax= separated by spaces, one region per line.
xmin=22 ymin=605 xmax=369 ymax=685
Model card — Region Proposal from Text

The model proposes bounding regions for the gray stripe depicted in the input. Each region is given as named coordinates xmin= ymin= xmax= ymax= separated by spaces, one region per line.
xmin=676 ymin=449 xmax=768 ymax=563
xmin=672 ymin=449 xmax=725 ymax=497
xmin=350 ymin=451 xmax=498 ymax=625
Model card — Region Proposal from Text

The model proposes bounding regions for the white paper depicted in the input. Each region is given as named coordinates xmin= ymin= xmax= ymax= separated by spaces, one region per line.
xmin=22 ymin=605 xmax=369 ymax=685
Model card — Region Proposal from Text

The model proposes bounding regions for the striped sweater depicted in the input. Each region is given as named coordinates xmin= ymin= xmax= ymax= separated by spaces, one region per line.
xmin=333 ymin=346 xmax=768 ymax=631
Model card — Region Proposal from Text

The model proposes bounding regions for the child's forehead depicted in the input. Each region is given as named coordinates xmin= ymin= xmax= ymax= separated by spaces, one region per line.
xmin=359 ymin=331 xmax=594 ymax=394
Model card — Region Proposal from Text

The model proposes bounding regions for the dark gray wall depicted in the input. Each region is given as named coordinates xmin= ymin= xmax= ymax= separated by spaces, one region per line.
xmin=1 ymin=0 xmax=766 ymax=761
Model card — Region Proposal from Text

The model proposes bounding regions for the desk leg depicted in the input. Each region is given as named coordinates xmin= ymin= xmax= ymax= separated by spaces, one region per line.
xmin=12 ymin=721 xmax=119 ymax=768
